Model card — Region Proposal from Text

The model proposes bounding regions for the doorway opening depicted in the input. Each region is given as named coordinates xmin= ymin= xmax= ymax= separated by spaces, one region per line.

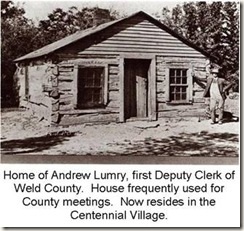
xmin=124 ymin=59 xmax=151 ymax=120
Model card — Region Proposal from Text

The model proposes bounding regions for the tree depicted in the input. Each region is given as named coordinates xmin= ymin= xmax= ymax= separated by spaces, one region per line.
xmin=1 ymin=1 xmax=37 ymax=107
xmin=37 ymin=7 xmax=118 ymax=47
xmin=158 ymin=2 xmax=239 ymax=91
xmin=182 ymin=2 xmax=198 ymax=42
xmin=1 ymin=3 xmax=119 ymax=107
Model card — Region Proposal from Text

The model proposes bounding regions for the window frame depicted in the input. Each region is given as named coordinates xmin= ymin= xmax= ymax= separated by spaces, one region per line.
xmin=166 ymin=66 xmax=193 ymax=104
xmin=73 ymin=64 xmax=108 ymax=109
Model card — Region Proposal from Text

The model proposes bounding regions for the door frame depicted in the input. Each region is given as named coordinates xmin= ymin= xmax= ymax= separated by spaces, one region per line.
xmin=119 ymin=54 xmax=156 ymax=122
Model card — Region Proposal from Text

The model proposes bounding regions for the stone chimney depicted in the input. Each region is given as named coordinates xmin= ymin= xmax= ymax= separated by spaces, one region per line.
xmin=93 ymin=9 xmax=111 ymax=26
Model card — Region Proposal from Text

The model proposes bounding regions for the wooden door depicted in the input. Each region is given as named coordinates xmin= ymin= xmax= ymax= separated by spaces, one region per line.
xmin=124 ymin=59 xmax=150 ymax=119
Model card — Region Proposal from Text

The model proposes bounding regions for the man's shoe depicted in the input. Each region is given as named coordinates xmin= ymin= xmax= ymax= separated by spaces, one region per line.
xmin=211 ymin=121 xmax=216 ymax=125
xmin=218 ymin=121 xmax=223 ymax=125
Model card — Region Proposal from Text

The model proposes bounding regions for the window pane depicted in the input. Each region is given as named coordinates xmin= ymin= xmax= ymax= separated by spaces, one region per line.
xmin=182 ymin=93 xmax=187 ymax=100
xmin=182 ymin=86 xmax=187 ymax=93
xmin=182 ymin=77 xmax=187 ymax=84
xmin=176 ymin=77 xmax=181 ymax=84
xmin=77 ymin=67 xmax=104 ymax=108
xmin=93 ymin=89 xmax=101 ymax=103
xmin=176 ymin=86 xmax=181 ymax=92
xmin=176 ymin=69 xmax=181 ymax=76
xmin=85 ymin=77 xmax=93 ymax=87
xmin=83 ymin=89 xmax=92 ymax=102
xmin=170 ymin=69 xmax=175 ymax=77
xmin=169 ymin=68 xmax=188 ymax=102
xmin=170 ymin=77 xmax=175 ymax=84
xmin=94 ymin=76 xmax=101 ymax=86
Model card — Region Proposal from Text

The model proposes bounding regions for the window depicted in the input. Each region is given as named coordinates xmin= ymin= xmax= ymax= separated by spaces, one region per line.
xmin=77 ymin=67 xmax=105 ymax=109
xmin=169 ymin=68 xmax=188 ymax=102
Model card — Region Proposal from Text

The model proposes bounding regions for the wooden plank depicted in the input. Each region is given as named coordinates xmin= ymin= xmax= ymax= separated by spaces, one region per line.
xmin=109 ymin=77 xmax=119 ymax=90
xmin=58 ymin=53 xmax=119 ymax=60
xmin=164 ymin=68 xmax=170 ymax=102
xmin=59 ymin=81 xmax=72 ymax=90
xmin=59 ymin=104 xmax=74 ymax=111
xmin=95 ymin=44 xmax=198 ymax=52
xmin=113 ymin=25 xmax=167 ymax=33
xmin=80 ymin=51 xmax=204 ymax=58
xmin=157 ymin=83 xmax=165 ymax=93
xmin=148 ymin=56 xmax=157 ymax=121
xmin=73 ymin=65 xmax=78 ymax=107
xmin=59 ymin=95 xmax=73 ymax=105
xmin=119 ymin=57 xmax=124 ymax=122
xmin=83 ymin=46 xmax=203 ymax=55
xmin=90 ymin=43 xmax=198 ymax=51
xmin=187 ymin=67 xmax=193 ymax=103
xmin=104 ymin=64 xmax=109 ymax=105
xmin=59 ymin=67 xmax=74 ymax=72
xmin=107 ymin=37 xmax=185 ymax=44
xmin=108 ymin=33 xmax=180 ymax=40
xmin=58 ymin=75 xmax=73 ymax=81
xmin=58 ymin=71 xmax=73 ymax=76
xmin=109 ymin=66 xmax=119 ymax=74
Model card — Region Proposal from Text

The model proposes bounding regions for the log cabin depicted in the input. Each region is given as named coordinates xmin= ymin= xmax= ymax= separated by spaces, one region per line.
xmin=14 ymin=11 xmax=215 ymax=125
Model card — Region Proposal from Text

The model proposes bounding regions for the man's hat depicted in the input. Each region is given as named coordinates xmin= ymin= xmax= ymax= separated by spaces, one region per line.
xmin=211 ymin=68 xmax=219 ymax=74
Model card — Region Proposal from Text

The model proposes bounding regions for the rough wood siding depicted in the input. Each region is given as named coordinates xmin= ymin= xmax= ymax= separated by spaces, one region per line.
xmin=77 ymin=17 xmax=205 ymax=58
xmin=58 ymin=64 xmax=74 ymax=112
xmin=107 ymin=64 xmax=120 ymax=110
xmin=18 ymin=64 xmax=52 ymax=123
xmin=17 ymin=67 xmax=26 ymax=104
xmin=156 ymin=56 xmax=209 ymax=118
xmin=56 ymin=58 xmax=120 ymax=124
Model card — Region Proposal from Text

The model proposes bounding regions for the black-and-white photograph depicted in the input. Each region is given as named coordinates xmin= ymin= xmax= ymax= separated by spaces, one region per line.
xmin=1 ymin=1 xmax=240 ymax=164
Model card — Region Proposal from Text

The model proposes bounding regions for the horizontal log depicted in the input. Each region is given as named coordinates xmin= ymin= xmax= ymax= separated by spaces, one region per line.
xmin=59 ymin=104 xmax=74 ymax=111
xmin=59 ymin=96 xmax=73 ymax=105
xmin=58 ymin=75 xmax=74 ymax=81
xmin=59 ymin=81 xmax=72 ymax=90
xmin=59 ymin=113 xmax=118 ymax=125
xmin=59 ymin=108 xmax=118 ymax=115
xmin=157 ymin=84 xmax=166 ymax=92
xmin=109 ymin=78 xmax=119 ymax=90
xmin=58 ymin=71 xmax=73 ymax=76
xmin=59 ymin=67 xmax=74 ymax=72
xmin=193 ymin=98 xmax=205 ymax=103
xmin=109 ymin=68 xmax=119 ymax=74
xmin=52 ymin=102 xmax=59 ymax=112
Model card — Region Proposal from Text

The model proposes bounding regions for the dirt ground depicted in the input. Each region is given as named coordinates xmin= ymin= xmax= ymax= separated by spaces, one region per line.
xmin=0 ymin=96 xmax=239 ymax=157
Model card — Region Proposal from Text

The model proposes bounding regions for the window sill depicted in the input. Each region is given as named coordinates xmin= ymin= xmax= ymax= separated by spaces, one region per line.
xmin=166 ymin=101 xmax=193 ymax=106
xmin=59 ymin=108 xmax=116 ymax=115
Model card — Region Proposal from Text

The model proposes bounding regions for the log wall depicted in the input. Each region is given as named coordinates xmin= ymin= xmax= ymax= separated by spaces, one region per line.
xmin=18 ymin=64 xmax=52 ymax=123
xmin=155 ymin=56 xmax=209 ymax=118
xmin=55 ymin=57 xmax=120 ymax=125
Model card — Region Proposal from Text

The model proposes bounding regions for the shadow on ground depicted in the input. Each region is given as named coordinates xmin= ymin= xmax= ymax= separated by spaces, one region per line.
xmin=107 ymin=131 xmax=239 ymax=157
xmin=1 ymin=132 xmax=75 ymax=155
xmin=1 ymin=131 xmax=239 ymax=157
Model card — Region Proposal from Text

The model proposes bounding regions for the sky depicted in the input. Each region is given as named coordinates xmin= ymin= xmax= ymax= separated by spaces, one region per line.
xmin=13 ymin=0 xmax=181 ymax=23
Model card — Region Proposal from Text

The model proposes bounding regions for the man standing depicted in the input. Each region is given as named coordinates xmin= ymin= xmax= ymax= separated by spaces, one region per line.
xmin=203 ymin=67 xmax=232 ymax=125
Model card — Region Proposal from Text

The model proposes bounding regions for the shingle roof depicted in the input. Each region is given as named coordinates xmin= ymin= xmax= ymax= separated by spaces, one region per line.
xmin=15 ymin=11 xmax=216 ymax=62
